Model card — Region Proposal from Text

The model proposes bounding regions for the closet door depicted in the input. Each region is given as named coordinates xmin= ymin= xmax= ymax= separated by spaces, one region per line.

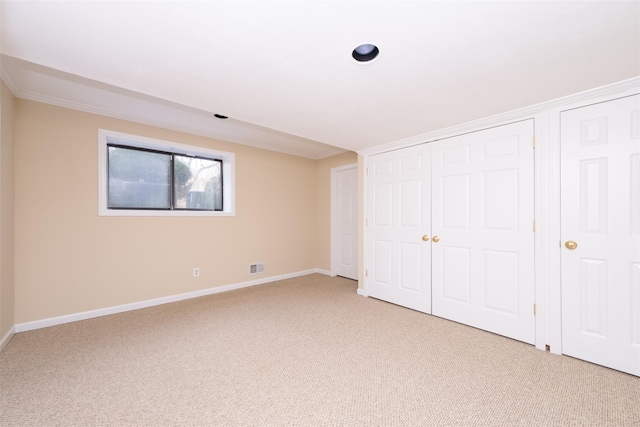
xmin=560 ymin=95 xmax=640 ymax=376
xmin=367 ymin=145 xmax=432 ymax=313
xmin=431 ymin=120 xmax=535 ymax=344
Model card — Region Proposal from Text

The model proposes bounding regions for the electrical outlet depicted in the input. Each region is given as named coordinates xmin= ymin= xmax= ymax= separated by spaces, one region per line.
xmin=193 ymin=268 xmax=200 ymax=277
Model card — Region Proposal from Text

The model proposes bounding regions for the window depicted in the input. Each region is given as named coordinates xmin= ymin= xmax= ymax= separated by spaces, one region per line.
xmin=107 ymin=145 xmax=223 ymax=210
xmin=99 ymin=130 xmax=235 ymax=216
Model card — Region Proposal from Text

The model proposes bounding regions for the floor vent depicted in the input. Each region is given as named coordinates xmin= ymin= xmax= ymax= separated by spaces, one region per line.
xmin=250 ymin=263 xmax=265 ymax=274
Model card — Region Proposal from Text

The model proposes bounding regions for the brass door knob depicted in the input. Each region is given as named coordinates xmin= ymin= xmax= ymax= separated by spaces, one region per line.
xmin=565 ymin=240 xmax=578 ymax=250
xmin=422 ymin=235 xmax=430 ymax=241
xmin=432 ymin=236 xmax=440 ymax=243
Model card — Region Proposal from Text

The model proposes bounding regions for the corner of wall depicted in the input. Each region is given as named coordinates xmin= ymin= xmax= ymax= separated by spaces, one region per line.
xmin=0 ymin=325 xmax=15 ymax=353
xmin=0 ymin=78 xmax=16 ymax=343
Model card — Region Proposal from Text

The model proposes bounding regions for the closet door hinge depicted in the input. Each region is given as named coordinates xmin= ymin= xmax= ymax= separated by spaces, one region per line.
xmin=533 ymin=304 xmax=536 ymax=316
xmin=366 ymin=167 xmax=369 ymax=175
xmin=533 ymin=220 xmax=536 ymax=232
xmin=366 ymin=269 xmax=369 ymax=277
xmin=532 ymin=137 xmax=536 ymax=148
xmin=366 ymin=218 xmax=368 ymax=226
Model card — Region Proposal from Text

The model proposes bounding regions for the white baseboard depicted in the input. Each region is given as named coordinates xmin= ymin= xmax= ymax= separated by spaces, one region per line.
xmin=357 ymin=288 xmax=368 ymax=297
xmin=14 ymin=269 xmax=325 ymax=333
xmin=0 ymin=326 xmax=15 ymax=352
xmin=314 ymin=268 xmax=333 ymax=276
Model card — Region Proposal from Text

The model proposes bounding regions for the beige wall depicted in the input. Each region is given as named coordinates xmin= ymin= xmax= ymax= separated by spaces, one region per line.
xmin=0 ymin=80 xmax=16 ymax=338
xmin=14 ymin=100 xmax=324 ymax=324
xmin=315 ymin=152 xmax=358 ymax=272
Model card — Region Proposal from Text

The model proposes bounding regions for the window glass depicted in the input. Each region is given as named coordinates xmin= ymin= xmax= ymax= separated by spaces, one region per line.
xmin=173 ymin=155 xmax=223 ymax=210
xmin=108 ymin=146 xmax=171 ymax=209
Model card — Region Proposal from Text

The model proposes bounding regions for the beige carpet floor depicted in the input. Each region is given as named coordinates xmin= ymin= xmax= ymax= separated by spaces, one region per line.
xmin=1 ymin=274 xmax=639 ymax=426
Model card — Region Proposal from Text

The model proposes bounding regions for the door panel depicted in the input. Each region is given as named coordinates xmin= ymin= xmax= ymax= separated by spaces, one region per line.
xmin=431 ymin=120 xmax=535 ymax=344
xmin=441 ymin=246 xmax=471 ymax=304
xmin=336 ymin=167 xmax=358 ymax=280
xmin=485 ymin=169 xmax=519 ymax=230
xmin=441 ymin=174 xmax=470 ymax=228
xmin=633 ymin=263 xmax=640 ymax=346
xmin=484 ymin=249 xmax=519 ymax=315
xmin=561 ymin=94 xmax=640 ymax=376
xmin=368 ymin=145 xmax=431 ymax=313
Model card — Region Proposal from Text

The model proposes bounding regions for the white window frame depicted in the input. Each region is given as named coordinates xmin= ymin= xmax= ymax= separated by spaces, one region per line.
xmin=98 ymin=129 xmax=235 ymax=216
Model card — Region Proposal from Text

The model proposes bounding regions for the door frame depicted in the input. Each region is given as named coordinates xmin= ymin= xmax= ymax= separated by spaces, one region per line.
xmin=331 ymin=163 xmax=358 ymax=278
xmin=361 ymin=77 xmax=640 ymax=353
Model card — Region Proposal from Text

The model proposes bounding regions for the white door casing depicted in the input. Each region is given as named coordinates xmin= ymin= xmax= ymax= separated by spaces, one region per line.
xmin=333 ymin=165 xmax=358 ymax=280
xmin=431 ymin=120 xmax=536 ymax=344
xmin=367 ymin=145 xmax=432 ymax=313
xmin=560 ymin=94 xmax=640 ymax=376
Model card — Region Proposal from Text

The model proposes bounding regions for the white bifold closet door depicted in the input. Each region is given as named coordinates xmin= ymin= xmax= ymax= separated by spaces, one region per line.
xmin=367 ymin=120 xmax=535 ymax=343
xmin=431 ymin=120 xmax=535 ymax=344
xmin=368 ymin=145 xmax=432 ymax=313
xmin=560 ymin=94 xmax=640 ymax=376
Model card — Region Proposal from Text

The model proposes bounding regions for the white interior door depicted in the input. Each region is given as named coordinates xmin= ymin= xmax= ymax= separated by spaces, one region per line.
xmin=367 ymin=145 xmax=431 ymax=313
xmin=431 ymin=120 xmax=536 ymax=344
xmin=560 ymin=94 xmax=640 ymax=376
xmin=335 ymin=166 xmax=358 ymax=280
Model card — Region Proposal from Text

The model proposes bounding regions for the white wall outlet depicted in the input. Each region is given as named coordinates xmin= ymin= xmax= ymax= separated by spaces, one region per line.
xmin=193 ymin=268 xmax=200 ymax=277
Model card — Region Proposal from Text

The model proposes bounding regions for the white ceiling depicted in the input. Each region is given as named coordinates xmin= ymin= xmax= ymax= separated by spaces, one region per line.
xmin=2 ymin=1 xmax=639 ymax=159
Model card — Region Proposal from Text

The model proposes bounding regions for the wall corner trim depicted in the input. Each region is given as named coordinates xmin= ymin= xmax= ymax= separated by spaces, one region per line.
xmin=14 ymin=270 xmax=324 ymax=333
xmin=0 ymin=326 xmax=16 ymax=353
xmin=356 ymin=288 xmax=368 ymax=297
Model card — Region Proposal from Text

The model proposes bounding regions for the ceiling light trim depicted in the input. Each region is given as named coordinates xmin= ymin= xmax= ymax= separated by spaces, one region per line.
xmin=352 ymin=43 xmax=379 ymax=63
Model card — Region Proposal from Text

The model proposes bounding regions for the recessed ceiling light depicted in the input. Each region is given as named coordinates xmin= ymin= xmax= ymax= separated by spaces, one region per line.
xmin=214 ymin=114 xmax=228 ymax=119
xmin=352 ymin=44 xmax=379 ymax=62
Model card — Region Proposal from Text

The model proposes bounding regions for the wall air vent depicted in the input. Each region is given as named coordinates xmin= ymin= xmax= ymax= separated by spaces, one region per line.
xmin=250 ymin=263 xmax=265 ymax=274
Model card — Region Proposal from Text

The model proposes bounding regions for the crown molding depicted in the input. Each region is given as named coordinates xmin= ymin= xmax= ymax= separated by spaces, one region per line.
xmin=359 ymin=77 xmax=640 ymax=156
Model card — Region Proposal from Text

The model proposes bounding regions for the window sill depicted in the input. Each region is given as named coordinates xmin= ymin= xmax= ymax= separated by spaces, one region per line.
xmin=98 ymin=208 xmax=235 ymax=217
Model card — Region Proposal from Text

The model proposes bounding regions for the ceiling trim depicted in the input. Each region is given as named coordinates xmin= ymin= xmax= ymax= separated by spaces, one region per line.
xmin=0 ymin=60 xmax=346 ymax=160
xmin=359 ymin=76 xmax=640 ymax=157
